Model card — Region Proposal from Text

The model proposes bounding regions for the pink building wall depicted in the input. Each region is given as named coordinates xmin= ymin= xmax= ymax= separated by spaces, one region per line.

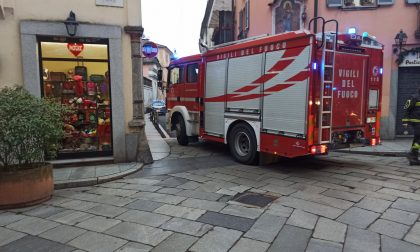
xmin=232 ymin=0 xmax=420 ymax=138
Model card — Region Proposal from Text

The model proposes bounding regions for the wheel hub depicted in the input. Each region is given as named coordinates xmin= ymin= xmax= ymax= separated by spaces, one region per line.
xmin=235 ymin=132 xmax=250 ymax=157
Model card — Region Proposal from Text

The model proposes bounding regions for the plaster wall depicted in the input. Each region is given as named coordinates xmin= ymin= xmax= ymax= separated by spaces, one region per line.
xmin=0 ymin=0 xmax=144 ymax=161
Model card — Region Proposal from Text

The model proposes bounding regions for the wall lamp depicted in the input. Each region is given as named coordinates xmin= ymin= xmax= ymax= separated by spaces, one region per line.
xmin=393 ymin=29 xmax=407 ymax=54
xmin=64 ymin=11 xmax=79 ymax=37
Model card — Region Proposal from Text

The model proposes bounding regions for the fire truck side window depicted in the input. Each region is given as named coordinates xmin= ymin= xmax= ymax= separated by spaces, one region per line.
xmin=169 ymin=66 xmax=184 ymax=85
xmin=187 ymin=63 xmax=199 ymax=83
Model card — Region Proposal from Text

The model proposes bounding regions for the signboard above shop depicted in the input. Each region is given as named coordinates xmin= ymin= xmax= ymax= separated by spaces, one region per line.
xmin=96 ymin=0 xmax=123 ymax=8
xmin=400 ymin=51 xmax=420 ymax=67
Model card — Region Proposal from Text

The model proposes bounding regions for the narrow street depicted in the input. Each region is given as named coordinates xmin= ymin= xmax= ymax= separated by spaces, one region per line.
xmin=1 ymin=139 xmax=420 ymax=251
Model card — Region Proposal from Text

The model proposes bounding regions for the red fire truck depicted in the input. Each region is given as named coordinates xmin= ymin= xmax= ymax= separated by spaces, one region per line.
xmin=164 ymin=19 xmax=383 ymax=164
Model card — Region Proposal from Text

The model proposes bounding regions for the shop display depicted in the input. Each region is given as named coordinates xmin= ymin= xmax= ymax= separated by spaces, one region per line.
xmin=43 ymin=67 xmax=112 ymax=155
xmin=39 ymin=40 xmax=112 ymax=158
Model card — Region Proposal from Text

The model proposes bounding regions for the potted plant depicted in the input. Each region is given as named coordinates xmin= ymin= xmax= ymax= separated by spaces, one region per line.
xmin=0 ymin=87 xmax=64 ymax=209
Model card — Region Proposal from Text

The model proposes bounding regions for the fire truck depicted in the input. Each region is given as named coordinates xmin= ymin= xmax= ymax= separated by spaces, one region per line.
xmin=164 ymin=18 xmax=383 ymax=164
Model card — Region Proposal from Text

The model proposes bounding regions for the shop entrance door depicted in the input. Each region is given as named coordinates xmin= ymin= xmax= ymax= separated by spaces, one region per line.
xmin=396 ymin=66 xmax=420 ymax=136
xmin=38 ymin=36 xmax=113 ymax=159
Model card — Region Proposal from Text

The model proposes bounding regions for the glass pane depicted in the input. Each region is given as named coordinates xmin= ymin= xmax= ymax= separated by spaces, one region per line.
xmin=40 ymin=41 xmax=112 ymax=157
xmin=369 ymin=90 xmax=379 ymax=109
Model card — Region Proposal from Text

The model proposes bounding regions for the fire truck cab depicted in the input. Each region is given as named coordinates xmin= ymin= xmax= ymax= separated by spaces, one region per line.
xmin=165 ymin=19 xmax=383 ymax=164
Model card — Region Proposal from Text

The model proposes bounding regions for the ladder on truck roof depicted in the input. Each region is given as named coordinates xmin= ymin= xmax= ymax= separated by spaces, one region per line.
xmin=309 ymin=18 xmax=338 ymax=144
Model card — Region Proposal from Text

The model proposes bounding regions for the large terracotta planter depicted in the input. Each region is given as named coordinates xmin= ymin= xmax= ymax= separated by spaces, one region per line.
xmin=0 ymin=164 xmax=53 ymax=209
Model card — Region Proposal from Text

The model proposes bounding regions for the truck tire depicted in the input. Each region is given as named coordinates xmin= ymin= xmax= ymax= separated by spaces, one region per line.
xmin=229 ymin=123 xmax=258 ymax=165
xmin=175 ymin=114 xmax=189 ymax=146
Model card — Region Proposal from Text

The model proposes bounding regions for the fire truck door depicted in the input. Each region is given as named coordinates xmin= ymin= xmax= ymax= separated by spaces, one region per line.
xmin=333 ymin=53 xmax=368 ymax=129
xmin=167 ymin=65 xmax=185 ymax=109
xmin=184 ymin=63 xmax=200 ymax=112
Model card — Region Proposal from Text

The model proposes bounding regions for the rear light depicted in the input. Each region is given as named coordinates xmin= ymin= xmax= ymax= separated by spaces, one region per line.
xmin=371 ymin=138 xmax=377 ymax=146
xmin=311 ymin=146 xmax=317 ymax=155
xmin=310 ymin=145 xmax=328 ymax=155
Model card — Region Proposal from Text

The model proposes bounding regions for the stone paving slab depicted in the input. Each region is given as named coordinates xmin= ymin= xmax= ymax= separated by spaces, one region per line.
xmin=6 ymin=216 xmax=60 ymax=235
xmin=190 ymin=227 xmax=242 ymax=252
xmin=151 ymin=233 xmax=198 ymax=252
xmin=0 ymin=212 xmax=27 ymax=226
xmin=344 ymin=226 xmax=380 ymax=252
xmin=381 ymin=208 xmax=419 ymax=225
xmin=392 ymin=198 xmax=420 ymax=213
xmin=0 ymin=227 xmax=26 ymax=247
xmin=276 ymin=197 xmax=344 ymax=219
xmin=286 ymin=209 xmax=318 ymax=230
xmin=160 ymin=218 xmax=213 ymax=237
xmin=337 ymin=207 xmax=380 ymax=229
xmin=117 ymin=242 xmax=152 ymax=252
xmin=267 ymin=225 xmax=312 ymax=252
xmin=355 ymin=197 xmax=393 ymax=213
xmin=244 ymin=213 xmax=286 ymax=243
xmin=75 ymin=215 xmax=121 ymax=232
xmin=181 ymin=198 xmax=226 ymax=212
xmin=38 ymin=224 xmax=87 ymax=244
xmin=105 ymin=222 xmax=172 ymax=246
xmin=306 ymin=238 xmax=342 ymax=252
xmin=313 ymin=217 xmax=347 ymax=243
xmin=197 ymin=211 xmax=255 ymax=232
xmin=404 ymin=222 xmax=420 ymax=246
xmin=116 ymin=209 xmax=171 ymax=227
xmin=322 ymin=189 xmax=365 ymax=202
xmin=68 ymin=231 xmax=128 ymax=252
xmin=22 ymin=205 xmax=66 ymax=219
xmin=229 ymin=238 xmax=270 ymax=252
xmin=85 ymin=204 xmax=128 ymax=218
xmin=154 ymin=204 xmax=206 ymax=220
xmin=369 ymin=219 xmax=410 ymax=239
xmin=220 ymin=204 xmax=264 ymax=219
xmin=381 ymin=236 xmax=420 ymax=252
xmin=0 ymin=235 xmax=76 ymax=252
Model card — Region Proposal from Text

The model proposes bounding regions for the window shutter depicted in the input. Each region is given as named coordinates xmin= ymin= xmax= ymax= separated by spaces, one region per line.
xmin=245 ymin=0 xmax=250 ymax=30
xmin=378 ymin=0 xmax=394 ymax=5
xmin=326 ymin=0 xmax=342 ymax=7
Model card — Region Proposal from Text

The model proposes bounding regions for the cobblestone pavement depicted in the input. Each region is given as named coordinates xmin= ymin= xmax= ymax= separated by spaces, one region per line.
xmin=2 ymin=139 xmax=420 ymax=252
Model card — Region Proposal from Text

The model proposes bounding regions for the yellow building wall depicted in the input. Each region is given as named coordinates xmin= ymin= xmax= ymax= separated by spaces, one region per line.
xmin=0 ymin=0 xmax=143 ymax=130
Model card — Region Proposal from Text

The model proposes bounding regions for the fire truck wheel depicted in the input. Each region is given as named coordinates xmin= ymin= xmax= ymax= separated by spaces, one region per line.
xmin=229 ymin=123 xmax=257 ymax=165
xmin=175 ymin=115 xmax=189 ymax=146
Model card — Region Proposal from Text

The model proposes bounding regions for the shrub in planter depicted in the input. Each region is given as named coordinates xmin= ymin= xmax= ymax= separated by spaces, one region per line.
xmin=0 ymin=87 xmax=65 ymax=209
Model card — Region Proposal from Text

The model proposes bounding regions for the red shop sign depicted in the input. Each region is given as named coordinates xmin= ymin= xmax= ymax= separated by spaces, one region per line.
xmin=67 ymin=43 xmax=84 ymax=57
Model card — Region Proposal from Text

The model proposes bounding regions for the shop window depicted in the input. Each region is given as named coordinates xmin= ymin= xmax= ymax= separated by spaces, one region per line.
xmin=39 ymin=37 xmax=112 ymax=159
xmin=272 ymin=0 xmax=302 ymax=34
xmin=187 ymin=63 xmax=199 ymax=83
xmin=169 ymin=66 xmax=184 ymax=85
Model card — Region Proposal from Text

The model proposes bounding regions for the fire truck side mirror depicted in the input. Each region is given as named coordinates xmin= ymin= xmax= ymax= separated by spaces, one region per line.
xmin=157 ymin=69 xmax=163 ymax=82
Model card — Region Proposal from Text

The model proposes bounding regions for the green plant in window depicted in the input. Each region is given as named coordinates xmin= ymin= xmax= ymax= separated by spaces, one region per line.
xmin=0 ymin=87 xmax=65 ymax=172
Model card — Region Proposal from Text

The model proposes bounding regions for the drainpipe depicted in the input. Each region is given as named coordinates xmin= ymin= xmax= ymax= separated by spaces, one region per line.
xmin=314 ymin=0 xmax=318 ymax=33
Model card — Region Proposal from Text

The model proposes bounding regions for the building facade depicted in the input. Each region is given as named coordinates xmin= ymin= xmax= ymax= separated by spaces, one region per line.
xmin=0 ymin=0 xmax=148 ymax=162
xmin=142 ymin=43 xmax=173 ymax=104
xmin=201 ymin=0 xmax=420 ymax=139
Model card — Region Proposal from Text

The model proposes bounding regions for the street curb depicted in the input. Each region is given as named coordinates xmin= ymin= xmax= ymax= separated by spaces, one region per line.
xmin=54 ymin=163 xmax=144 ymax=190
xmin=334 ymin=150 xmax=407 ymax=157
